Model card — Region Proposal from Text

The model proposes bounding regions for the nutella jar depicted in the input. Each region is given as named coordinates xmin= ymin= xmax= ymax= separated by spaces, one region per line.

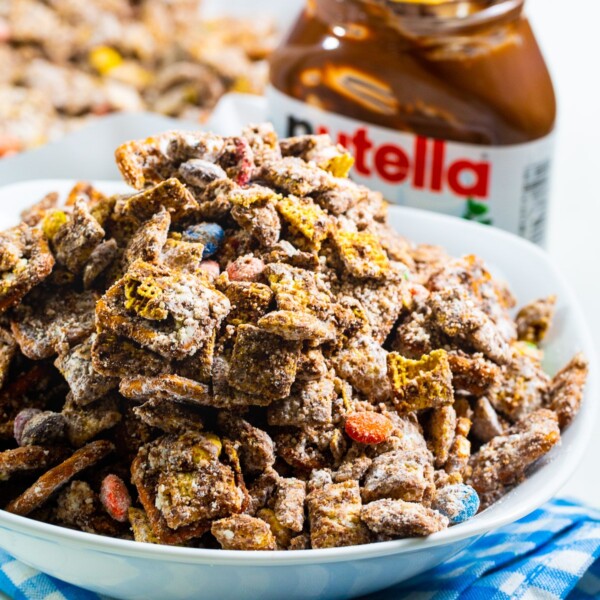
xmin=268 ymin=0 xmax=556 ymax=243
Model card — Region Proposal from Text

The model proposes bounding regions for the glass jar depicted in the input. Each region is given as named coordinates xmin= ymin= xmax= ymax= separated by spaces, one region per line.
xmin=268 ymin=0 xmax=556 ymax=243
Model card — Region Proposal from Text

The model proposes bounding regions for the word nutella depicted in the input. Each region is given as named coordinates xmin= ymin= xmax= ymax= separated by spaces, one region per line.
xmin=287 ymin=116 xmax=490 ymax=198
xmin=269 ymin=0 xmax=556 ymax=243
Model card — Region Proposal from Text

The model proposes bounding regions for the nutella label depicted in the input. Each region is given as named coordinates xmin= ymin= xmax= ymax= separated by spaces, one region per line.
xmin=267 ymin=86 xmax=555 ymax=244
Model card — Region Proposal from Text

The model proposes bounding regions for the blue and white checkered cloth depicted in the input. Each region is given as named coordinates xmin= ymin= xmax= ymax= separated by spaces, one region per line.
xmin=0 ymin=498 xmax=599 ymax=600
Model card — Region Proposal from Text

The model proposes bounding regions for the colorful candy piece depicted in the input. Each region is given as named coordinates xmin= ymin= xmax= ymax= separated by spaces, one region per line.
xmin=100 ymin=474 xmax=132 ymax=523
xmin=182 ymin=223 xmax=224 ymax=258
xmin=345 ymin=412 xmax=393 ymax=445
xmin=226 ymin=256 xmax=265 ymax=282
xmin=432 ymin=484 xmax=480 ymax=525
xmin=13 ymin=408 xmax=42 ymax=446
xmin=199 ymin=260 xmax=221 ymax=279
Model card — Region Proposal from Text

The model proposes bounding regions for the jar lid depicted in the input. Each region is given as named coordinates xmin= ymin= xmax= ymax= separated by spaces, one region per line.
xmin=373 ymin=0 xmax=524 ymax=33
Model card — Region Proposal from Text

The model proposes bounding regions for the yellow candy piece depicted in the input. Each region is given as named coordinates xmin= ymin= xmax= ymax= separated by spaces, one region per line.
xmin=89 ymin=46 xmax=123 ymax=76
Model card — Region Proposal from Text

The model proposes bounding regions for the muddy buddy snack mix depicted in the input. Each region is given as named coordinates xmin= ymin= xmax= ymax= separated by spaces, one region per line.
xmin=0 ymin=1 xmax=277 ymax=157
xmin=0 ymin=125 xmax=589 ymax=551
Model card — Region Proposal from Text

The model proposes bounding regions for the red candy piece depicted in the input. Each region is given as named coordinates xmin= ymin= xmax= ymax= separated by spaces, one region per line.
xmin=345 ymin=412 xmax=394 ymax=445
xmin=226 ymin=256 xmax=265 ymax=282
xmin=199 ymin=260 xmax=220 ymax=279
xmin=234 ymin=138 xmax=253 ymax=186
xmin=100 ymin=474 xmax=131 ymax=523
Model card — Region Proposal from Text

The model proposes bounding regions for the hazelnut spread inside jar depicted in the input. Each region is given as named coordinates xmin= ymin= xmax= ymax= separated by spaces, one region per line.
xmin=268 ymin=0 xmax=556 ymax=243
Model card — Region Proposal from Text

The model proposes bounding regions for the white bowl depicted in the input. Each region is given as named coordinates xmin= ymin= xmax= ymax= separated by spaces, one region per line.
xmin=0 ymin=180 xmax=596 ymax=600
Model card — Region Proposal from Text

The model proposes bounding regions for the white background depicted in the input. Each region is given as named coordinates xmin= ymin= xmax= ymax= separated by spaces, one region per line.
xmin=527 ymin=0 xmax=600 ymax=507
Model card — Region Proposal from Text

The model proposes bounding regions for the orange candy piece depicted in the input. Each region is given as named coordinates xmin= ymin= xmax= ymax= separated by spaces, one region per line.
xmin=345 ymin=412 xmax=393 ymax=445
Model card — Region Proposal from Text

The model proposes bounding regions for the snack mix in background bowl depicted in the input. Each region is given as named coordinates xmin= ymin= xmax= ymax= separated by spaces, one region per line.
xmin=0 ymin=0 xmax=278 ymax=157
xmin=0 ymin=124 xmax=589 ymax=556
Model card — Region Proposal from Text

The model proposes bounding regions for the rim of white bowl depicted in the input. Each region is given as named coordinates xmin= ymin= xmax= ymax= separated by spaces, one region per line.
xmin=0 ymin=182 xmax=596 ymax=567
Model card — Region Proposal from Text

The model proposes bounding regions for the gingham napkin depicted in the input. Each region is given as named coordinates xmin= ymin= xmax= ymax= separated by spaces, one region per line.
xmin=0 ymin=499 xmax=599 ymax=600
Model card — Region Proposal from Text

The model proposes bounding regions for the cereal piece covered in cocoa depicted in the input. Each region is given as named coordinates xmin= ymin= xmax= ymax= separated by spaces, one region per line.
xmin=429 ymin=255 xmax=517 ymax=341
xmin=260 ymin=157 xmax=334 ymax=197
xmin=128 ymin=507 xmax=159 ymax=544
xmin=96 ymin=260 xmax=230 ymax=361
xmin=212 ymin=514 xmax=276 ymax=550
xmin=447 ymin=351 xmax=500 ymax=396
xmin=62 ymin=393 xmax=122 ymax=447
xmin=160 ymin=239 xmax=205 ymax=275
xmin=274 ymin=478 xmax=306 ymax=532
xmin=82 ymin=239 xmax=119 ymax=289
xmin=392 ymin=311 xmax=438 ymax=360
xmin=231 ymin=202 xmax=281 ymax=248
xmin=516 ymin=296 xmax=556 ymax=344
xmin=0 ymin=224 xmax=54 ymax=314
xmin=468 ymin=408 xmax=560 ymax=508
xmin=247 ymin=468 xmax=279 ymax=515
xmin=276 ymin=431 xmax=328 ymax=471
xmin=55 ymin=335 xmax=118 ymax=406
xmin=487 ymin=342 xmax=550 ymax=421
xmin=297 ymin=348 xmax=328 ymax=382
xmin=116 ymin=179 xmax=199 ymax=224
xmin=115 ymin=131 xmax=226 ymax=189
xmin=11 ymin=287 xmax=97 ymax=359
xmin=472 ymin=397 xmax=505 ymax=443
xmin=212 ymin=353 xmax=274 ymax=409
xmin=268 ymin=377 xmax=335 ymax=428
xmin=217 ymin=413 xmax=275 ymax=474
xmin=51 ymin=198 xmax=105 ymax=274
xmin=228 ymin=324 xmax=300 ymax=401
xmin=276 ymin=195 xmax=331 ymax=248
xmin=134 ymin=398 xmax=205 ymax=435
xmin=331 ymin=335 xmax=391 ymax=401
xmin=124 ymin=207 xmax=171 ymax=266
xmin=428 ymin=405 xmax=457 ymax=468
xmin=388 ymin=349 xmax=454 ymax=414
xmin=221 ymin=281 xmax=273 ymax=326
xmin=65 ymin=182 xmax=107 ymax=209
xmin=91 ymin=332 xmax=168 ymax=378
xmin=120 ymin=374 xmax=211 ymax=405
xmin=545 ymin=353 xmax=588 ymax=429
xmin=307 ymin=481 xmax=370 ymax=549
xmin=21 ymin=192 xmax=59 ymax=227
xmin=336 ymin=267 xmax=410 ymax=343
xmin=361 ymin=499 xmax=448 ymax=537
xmin=334 ymin=451 xmax=372 ymax=484
xmin=333 ymin=231 xmax=390 ymax=280
xmin=258 ymin=311 xmax=335 ymax=343
xmin=362 ymin=450 xmax=435 ymax=504
xmin=133 ymin=432 xmax=244 ymax=533
xmin=242 ymin=123 xmax=281 ymax=167
xmin=444 ymin=417 xmax=472 ymax=479
xmin=429 ymin=287 xmax=511 ymax=365
xmin=279 ymin=134 xmax=354 ymax=178
xmin=265 ymin=263 xmax=334 ymax=319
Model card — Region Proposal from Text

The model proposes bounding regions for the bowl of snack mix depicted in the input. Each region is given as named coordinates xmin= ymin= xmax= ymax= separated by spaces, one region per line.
xmin=0 ymin=0 xmax=291 ymax=158
xmin=0 ymin=125 xmax=595 ymax=600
